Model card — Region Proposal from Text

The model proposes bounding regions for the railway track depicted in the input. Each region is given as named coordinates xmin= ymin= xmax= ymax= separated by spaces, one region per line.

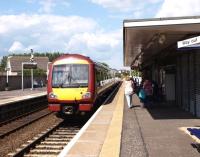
xmin=8 ymin=82 xmax=121 ymax=157
xmin=0 ymin=108 xmax=52 ymax=138
xmin=8 ymin=120 xmax=82 ymax=157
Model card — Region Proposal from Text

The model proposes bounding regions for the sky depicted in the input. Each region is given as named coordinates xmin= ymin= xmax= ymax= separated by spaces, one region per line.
xmin=1 ymin=0 xmax=200 ymax=69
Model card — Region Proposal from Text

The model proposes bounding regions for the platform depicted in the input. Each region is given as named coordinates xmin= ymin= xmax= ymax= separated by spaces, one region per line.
xmin=0 ymin=87 xmax=47 ymax=106
xmin=58 ymin=82 xmax=200 ymax=157
xmin=121 ymin=95 xmax=200 ymax=157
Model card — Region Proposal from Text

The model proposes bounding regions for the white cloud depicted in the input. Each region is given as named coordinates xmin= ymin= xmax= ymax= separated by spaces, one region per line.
xmin=0 ymin=14 xmax=123 ymax=68
xmin=156 ymin=0 xmax=200 ymax=17
xmin=66 ymin=30 xmax=122 ymax=59
xmin=8 ymin=41 xmax=25 ymax=52
xmin=89 ymin=0 xmax=162 ymax=13
xmin=28 ymin=0 xmax=70 ymax=14
xmin=39 ymin=0 xmax=56 ymax=14
xmin=90 ymin=0 xmax=134 ymax=12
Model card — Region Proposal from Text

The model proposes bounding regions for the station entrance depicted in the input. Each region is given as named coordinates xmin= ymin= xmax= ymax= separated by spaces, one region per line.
xmin=123 ymin=16 xmax=200 ymax=117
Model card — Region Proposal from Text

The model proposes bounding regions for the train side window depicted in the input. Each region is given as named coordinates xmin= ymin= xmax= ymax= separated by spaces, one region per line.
xmin=95 ymin=70 xmax=101 ymax=87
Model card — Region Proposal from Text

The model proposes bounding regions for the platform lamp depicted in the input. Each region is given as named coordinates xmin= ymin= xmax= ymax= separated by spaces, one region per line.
xmin=5 ymin=66 xmax=10 ymax=90
xmin=30 ymin=49 xmax=34 ymax=90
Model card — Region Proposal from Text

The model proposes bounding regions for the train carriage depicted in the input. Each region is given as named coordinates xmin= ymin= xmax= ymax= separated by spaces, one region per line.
xmin=47 ymin=54 xmax=119 ymax=116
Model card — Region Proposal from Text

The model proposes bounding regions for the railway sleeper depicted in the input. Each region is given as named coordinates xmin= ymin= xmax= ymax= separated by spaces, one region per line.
xmin=36 ymin=145 xmax=64 ymax=149
xmin=58 ymin=127 xmax=80 ymax=130
xmin=29 ymin=149 xmax=61 ymax=154
xmin=44 ymin=138 xmax=70 ymax=141
xmin=55 ymin=129 xmax=79 ymax=132
xmin=49 ymin=134 xmax=74 ymax=138
xmin=53 ymin=132 xmax=77 ymax=135
xmin=56 ymin=129 xmax=80 ymax=132
xmin=41 ymin=141 xmax=68 ymax=145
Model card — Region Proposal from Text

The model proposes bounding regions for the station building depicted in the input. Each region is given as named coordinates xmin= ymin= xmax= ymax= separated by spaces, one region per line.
xmin=123 ymin=16 xmax=200 ymax=117
xmin=6 ymin=56 xmax=49 ymax=76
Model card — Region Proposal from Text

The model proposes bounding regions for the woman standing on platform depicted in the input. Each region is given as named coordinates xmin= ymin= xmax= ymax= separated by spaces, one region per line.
xmin=124 ymin=76 xmax=134 ymax=109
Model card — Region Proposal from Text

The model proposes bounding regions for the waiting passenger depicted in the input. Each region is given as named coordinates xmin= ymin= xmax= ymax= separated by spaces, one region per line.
xmin=124 ymin=76 xmax=134 ymax=109
xmin=143 ymin=79 xmax=153 ymax=107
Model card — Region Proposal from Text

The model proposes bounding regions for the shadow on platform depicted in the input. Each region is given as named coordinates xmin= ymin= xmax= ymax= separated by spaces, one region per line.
xmin=146 ymin=105 xmax=198 ymax=120
xmin=132 ymin=94 xmax=198 ymax=120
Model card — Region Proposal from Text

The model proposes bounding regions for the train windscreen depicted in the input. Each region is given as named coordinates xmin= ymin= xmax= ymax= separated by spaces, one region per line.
xmin=52 ymin=64 xmax=89 ymax=88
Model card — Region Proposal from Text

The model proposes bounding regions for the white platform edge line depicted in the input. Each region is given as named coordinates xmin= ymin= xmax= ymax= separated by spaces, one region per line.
xmin=58 ymin=105 xmax=103 ymax=157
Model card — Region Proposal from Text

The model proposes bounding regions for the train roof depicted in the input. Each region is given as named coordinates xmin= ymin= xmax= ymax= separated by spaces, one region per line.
xmin=51 ymin=53 xmax=115 ymax=71
xmin=52 ymin=54 xmax=94 ymax=64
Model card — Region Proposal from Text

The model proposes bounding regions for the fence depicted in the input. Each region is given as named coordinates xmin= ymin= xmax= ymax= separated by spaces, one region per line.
xmin=0 ymin=76 xmax=47 ymax=91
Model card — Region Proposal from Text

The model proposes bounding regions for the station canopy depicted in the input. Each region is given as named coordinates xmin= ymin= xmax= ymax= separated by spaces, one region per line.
xmin=123 ymin=16 xmax=200 ymax=69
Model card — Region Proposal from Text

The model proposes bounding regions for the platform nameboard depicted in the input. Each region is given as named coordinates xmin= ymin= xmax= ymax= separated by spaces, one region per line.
xmin=23 ymin=62 xmax=37 ymax=69
xmin=177 ymin=36 xmax=200 ymax=49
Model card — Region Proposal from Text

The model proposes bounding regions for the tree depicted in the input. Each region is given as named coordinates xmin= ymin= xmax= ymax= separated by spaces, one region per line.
xmin=101 ymin=62 xmax=109 ymax=67
xmin=0 ymin=56 xmax=7 ymax=70
xmin=18 ymin=68 xmax=46 ymax=76
xmin=131 ymin=69 xmax=141 ymax=77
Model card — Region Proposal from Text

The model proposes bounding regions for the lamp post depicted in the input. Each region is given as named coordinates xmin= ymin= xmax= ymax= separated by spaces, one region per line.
xmin=22 ymin=63 xmax=24 ymax=90
xmin=5 ymin=67 xmax=10 ymax=90
xmin=30 ymin=49 xmax=34 ymax=90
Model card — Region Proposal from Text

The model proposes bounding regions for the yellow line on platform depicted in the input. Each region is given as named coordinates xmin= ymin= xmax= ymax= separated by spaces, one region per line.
xmin=99 ymin=83 xmax=124 ymax=157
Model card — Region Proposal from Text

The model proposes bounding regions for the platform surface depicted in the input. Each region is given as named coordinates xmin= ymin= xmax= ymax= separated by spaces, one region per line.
xmin=0 ymin=87 xmax=47 ymax=106
xmin=121 ymin=94 xmax=200 ymax=157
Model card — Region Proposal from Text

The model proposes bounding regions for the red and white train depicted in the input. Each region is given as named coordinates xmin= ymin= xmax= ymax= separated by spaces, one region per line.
xmin=47 ymin=54 xmax=119 ymax=116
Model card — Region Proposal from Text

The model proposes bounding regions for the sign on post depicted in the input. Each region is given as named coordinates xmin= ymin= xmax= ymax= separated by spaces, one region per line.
xmin=21 ymin=62 xmax=37 ymax=90
xmin=23 ymin=62 xmax=37 ymax=69
xmin=177 ymin=36 xmax=200 ymax=49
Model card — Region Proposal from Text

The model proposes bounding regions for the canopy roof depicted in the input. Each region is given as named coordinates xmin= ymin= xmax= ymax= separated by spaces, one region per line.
xmin=123 ymin=16 xmax=200 ymax=68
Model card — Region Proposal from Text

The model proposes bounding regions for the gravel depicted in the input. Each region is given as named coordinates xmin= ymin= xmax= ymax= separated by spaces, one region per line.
xmin=0 ymin=113 xmax=61 ymax=157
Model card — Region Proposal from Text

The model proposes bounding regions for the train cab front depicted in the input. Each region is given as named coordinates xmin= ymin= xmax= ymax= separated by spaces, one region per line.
xmin=47 ymin=57 xmax=95 ymax=115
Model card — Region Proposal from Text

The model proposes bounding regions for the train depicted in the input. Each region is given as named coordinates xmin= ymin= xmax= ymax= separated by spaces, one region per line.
xmin=47 ymin=54 xmax=120 ymax=116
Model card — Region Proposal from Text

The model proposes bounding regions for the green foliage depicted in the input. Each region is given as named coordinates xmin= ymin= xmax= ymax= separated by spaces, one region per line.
xmin=18 ymin=68 xmax=46 ymax=76
xmin=131 ymin=70 xmax=141 ymax=77
xmin=33 ymin=68 xmax=46 ymax=76
xmin=0 ymin=56 xmax=8 ymax=70
xmin=0 ymin=66 xmax=4 ymax=72
xmin=115 ymin=72 xmax=121 ymax=78
xmin=11 ymin=52 xmax=64 ymax=62
xmin=101 ymin=62 xmax=109 ymax=67
xmin=45 ymin=52 xmax=64 ymax=62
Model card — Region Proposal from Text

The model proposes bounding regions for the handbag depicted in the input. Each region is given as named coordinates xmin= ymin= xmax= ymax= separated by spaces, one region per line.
xmin=139 ymin=88 xmax=146 ymax=99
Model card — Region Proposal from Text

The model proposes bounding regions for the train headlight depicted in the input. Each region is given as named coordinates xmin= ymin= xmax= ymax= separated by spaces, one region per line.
xmin=49 ymin=92 xmax=57 ymax=99
xmin=82 ymin=92 xmax=91 ymax=99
